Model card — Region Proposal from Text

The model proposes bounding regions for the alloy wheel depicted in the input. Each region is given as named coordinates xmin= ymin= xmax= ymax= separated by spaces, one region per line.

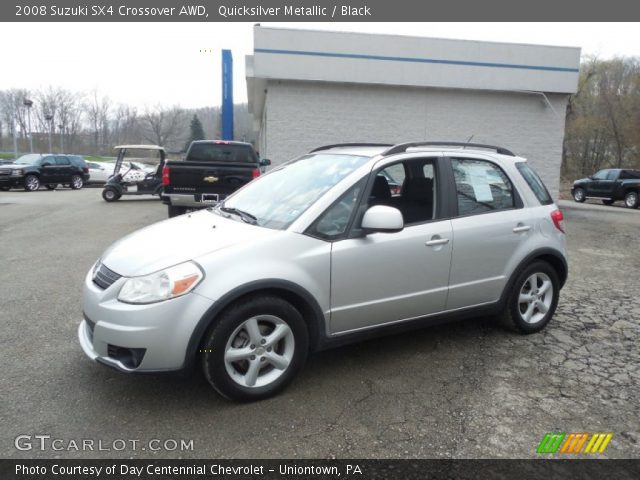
xmin=224 ymin=315 xmax=295 ymax=388
xmin=25 ymin=176 xmax=39 ymax=191
xmin=518 ymin=272 xmax=553 ymax=324
xmin=625 ymin=192 xmax=638 ymax=208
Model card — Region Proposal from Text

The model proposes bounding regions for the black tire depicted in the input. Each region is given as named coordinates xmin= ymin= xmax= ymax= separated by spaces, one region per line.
xmin=201 ymin=295 xmax=309 ymax=402
xmin=102 ymin=187 xmax=120 ymax=202
xmin=0 ymin=186 xmax=11 ymax=191
xmin=499 ymin=261 xmax=560 ymax=334
xmin=624 ymin=190 xmax=639 ymax=209
xmin=602 ymin=199 xmax=614 ymax=206
xmin=168 ymin=205 xmax=187 ymax=218
xmin=45 ymin=184 xmax=57 ymax=190
xmin=572 ymin=187 xmax=586 ymax=203
xmin=70 ymin=174 xmax=83 ymax=190
xmin=24 ymin=174 xmax=40 ymax=191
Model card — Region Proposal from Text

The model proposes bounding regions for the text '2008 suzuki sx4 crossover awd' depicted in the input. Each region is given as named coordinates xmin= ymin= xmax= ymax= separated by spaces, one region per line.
xmin=79 ymin=142 xmax=568 ymax=401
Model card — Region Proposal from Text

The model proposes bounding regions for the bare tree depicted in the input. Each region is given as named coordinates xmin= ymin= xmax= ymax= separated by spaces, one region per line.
xmin=140 ymin=105 xmax=185 ymax=148
xmin=85 ymin=90 xmax=111 ymax=154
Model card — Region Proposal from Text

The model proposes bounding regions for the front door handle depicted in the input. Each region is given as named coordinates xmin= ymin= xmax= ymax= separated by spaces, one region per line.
xmin=513 ymin=225 xmax=531 ymax=233
xmin=425 ymin=237 xmax=450 ymax=247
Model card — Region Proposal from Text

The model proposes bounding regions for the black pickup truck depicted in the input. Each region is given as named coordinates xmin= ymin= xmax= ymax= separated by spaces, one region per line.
xmin=161 ymin=140 xmax=270 ymax=217
xmin=571 ymin=168 xmax=640 ymax=208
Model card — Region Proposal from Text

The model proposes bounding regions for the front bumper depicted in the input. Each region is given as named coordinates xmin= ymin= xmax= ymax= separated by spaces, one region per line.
xmin=79 ymin=267 xmax=214 ymax=372
xmin=0 ymin=175 xmax=24 ymax=187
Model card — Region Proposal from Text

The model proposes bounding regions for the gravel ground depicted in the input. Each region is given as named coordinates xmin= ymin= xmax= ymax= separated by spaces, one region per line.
xmin=0 ymin=189 xmax=638 ymax=459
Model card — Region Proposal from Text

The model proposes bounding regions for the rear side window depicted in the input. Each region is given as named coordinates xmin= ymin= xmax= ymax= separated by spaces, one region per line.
xmin=55 ymin=156 xmax=70 ymax=165
xmin=516 ymin=162 xmax=553 ymax=205
xmin=187 ymin=143 xmax=257 ymax=163
xmin=452 ymin=158 xmax=515 ymax=215
xmin=620 ymin=170 xmax=640 ymax=180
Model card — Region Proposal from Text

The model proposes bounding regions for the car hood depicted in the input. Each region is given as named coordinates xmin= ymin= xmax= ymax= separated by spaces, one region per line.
xmin=573 ymin=177 xmax=589 ymax=184
xmin=0 ymin=163 xmax=18 ymax=170
xmin=101 ymin=210 xmax=278 ymax=277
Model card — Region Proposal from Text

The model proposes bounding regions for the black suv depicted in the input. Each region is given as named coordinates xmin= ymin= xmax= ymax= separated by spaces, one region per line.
xmin=0 ymin=154 xmax=90 ymax=191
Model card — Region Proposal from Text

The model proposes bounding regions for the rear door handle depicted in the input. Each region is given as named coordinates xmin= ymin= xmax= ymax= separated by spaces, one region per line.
xmin=513 ymin=225 xmax=531 ymax=233
xmin=425 ymin=237 xmax=450 ymax=247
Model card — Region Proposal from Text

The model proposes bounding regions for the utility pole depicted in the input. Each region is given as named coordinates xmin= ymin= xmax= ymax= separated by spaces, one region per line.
xmin=58 ymin=124 xmax=64 ymax=153
xmin=44 ymin=113 xmax=53 ymax=153
xmin=23 ymin=98 xmax=33 ymax=153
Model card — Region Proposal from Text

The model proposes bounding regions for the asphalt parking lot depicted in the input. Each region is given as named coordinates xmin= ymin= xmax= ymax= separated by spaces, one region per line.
xmin=1 ymin=188 xmax=639 ymax=459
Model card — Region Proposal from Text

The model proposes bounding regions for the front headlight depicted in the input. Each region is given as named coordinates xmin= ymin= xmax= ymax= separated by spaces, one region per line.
xmin=11 ymin=169 xmax=23 ymax=176
xmin=117 ymin=261 xmax=204 ymax=304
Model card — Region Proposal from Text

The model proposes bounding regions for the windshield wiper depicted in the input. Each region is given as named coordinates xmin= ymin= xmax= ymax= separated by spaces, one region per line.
xmin=219 ymin=206 xmax=258 ymax=225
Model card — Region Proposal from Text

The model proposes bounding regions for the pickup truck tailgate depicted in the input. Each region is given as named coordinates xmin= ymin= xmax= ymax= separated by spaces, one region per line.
xmin=165 ymin=161 xmax=257 ymax=195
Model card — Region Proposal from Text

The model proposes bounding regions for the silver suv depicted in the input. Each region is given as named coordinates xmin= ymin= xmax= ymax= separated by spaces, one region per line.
xmin=79 ymin=142 xmax=568 ymax=401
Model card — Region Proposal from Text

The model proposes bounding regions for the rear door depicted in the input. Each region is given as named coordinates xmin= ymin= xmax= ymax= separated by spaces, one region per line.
xmin=446 ymin=156 xmax=528 ymax=309
xmin=55 ymin=156 xmax=73 ymax=183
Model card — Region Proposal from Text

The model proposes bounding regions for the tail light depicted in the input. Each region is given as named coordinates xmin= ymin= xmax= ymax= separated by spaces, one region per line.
xmin=551 ymin=209 xmax=565 ymax=233
xmin=251 ymin=168 xmax=260 ymax=179
xmin=162 ymin=166 xmax=170 ymax=186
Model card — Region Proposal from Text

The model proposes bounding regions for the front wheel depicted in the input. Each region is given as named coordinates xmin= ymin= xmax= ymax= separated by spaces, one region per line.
xmin=102 ymin=187 xmax=120 ymax=202
xmin=24 ymin=174 xmax=40 ymax=191
xmin=201 ymin=296 xmax=309 ymax=401
xmin=624 ymin=191 xmax=639 ymax=209
xmin=572 ymin=187 xmax=586 ymax=203
xmin=499 ymin=261 xmax=560 ymax=334
xmin=70 ymin=175 xmax=83 ymax=190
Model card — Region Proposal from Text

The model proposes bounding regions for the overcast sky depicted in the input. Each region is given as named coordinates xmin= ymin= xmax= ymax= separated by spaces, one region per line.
xmin=3 ymin=22 xmax=640 ymax=109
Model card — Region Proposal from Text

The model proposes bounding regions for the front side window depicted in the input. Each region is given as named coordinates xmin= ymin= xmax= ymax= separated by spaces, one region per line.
xmin=310 ymin=179 xmax=366 ymax=240
xmin=452 ymin=158 xmax=515 ymax=215
xmin=219 ymin=153 xmax=370 ymax=230
xmin=592 ymin=170 xmax=609 ymax=180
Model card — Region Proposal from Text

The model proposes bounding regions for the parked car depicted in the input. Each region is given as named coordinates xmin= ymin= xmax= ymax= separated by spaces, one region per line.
xmin=0 ymin=153 xmax=89 ymax=191
xmin=571 ymin=168 xmax=640 ymax=208
xmin=86 ymin=162 xmax=113 ymax=184
xmin=79 ymin=141 xmax=568 ymax=401
xmin=161 ymin=140 xmax=270 ymax=217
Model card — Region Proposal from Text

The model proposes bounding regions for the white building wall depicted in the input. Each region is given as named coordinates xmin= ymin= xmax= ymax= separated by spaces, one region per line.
xmin=261 ymin=80 xmax=567 ymax=198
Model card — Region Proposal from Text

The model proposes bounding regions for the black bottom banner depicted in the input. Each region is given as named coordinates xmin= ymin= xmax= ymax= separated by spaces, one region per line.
xmin=2 ymin=459 xmax=639 ymax=480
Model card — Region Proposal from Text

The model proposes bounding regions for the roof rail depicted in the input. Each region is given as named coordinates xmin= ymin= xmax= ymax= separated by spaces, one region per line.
xmin=382 ymin=142 xmax=516 ymax=157
xmin=310 ymin=143 xmax=393 ymax=153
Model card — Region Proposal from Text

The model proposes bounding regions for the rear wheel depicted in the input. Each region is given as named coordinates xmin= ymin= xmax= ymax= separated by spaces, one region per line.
xmin=102 ymin=187 xmax=120 ymax=202
xmin=45 ymin=184 xmax=57 ymax=190
xmin=24 ymin=175 xmax=40 ymax=191
xmin=168 ymin=205 xmax=187 ymax=218
xmin=624 ymin=191 xmax=639 ymax=209
xmin=572 ymin=187 xmax=585 ymax=203
xmin=201 ymin=296 xmax=309 ymax=401
xmin=602 ymin=199 xmax=614 ymax=205
xmin=70 ymin=175 xmax=83 ymax=190
xmin=499 ymin=261 xmax=560 ymax=334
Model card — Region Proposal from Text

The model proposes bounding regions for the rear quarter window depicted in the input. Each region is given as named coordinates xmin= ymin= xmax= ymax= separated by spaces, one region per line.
xmin=516 ymin=162 xmax=553 ymax=205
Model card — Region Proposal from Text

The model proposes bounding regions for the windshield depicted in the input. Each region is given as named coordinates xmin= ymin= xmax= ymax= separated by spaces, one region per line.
xmin=219 ymin=153 xmax=370 ymax=230
xmin=15 ymin=154 xmax=42 ymax=165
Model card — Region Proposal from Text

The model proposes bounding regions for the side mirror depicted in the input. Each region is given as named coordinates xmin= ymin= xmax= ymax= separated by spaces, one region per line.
xmin=361 ymin=205 xmax=404 ymax=233
xmin=259 ymin=158 xmax=271 ymax=167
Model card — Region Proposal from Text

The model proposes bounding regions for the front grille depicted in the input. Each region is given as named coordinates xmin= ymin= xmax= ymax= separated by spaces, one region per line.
xmin=0 ymin=171 xmax=10 ymax=176
xmin=93 ymin=264 xmax=122 ymax=290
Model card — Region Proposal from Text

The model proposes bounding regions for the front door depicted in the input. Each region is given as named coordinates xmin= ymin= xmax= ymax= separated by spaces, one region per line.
xmin=40 ymin=156 xmax=57 ymax=183
xmin=327 ymin=156 xmax=453 ymax=334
